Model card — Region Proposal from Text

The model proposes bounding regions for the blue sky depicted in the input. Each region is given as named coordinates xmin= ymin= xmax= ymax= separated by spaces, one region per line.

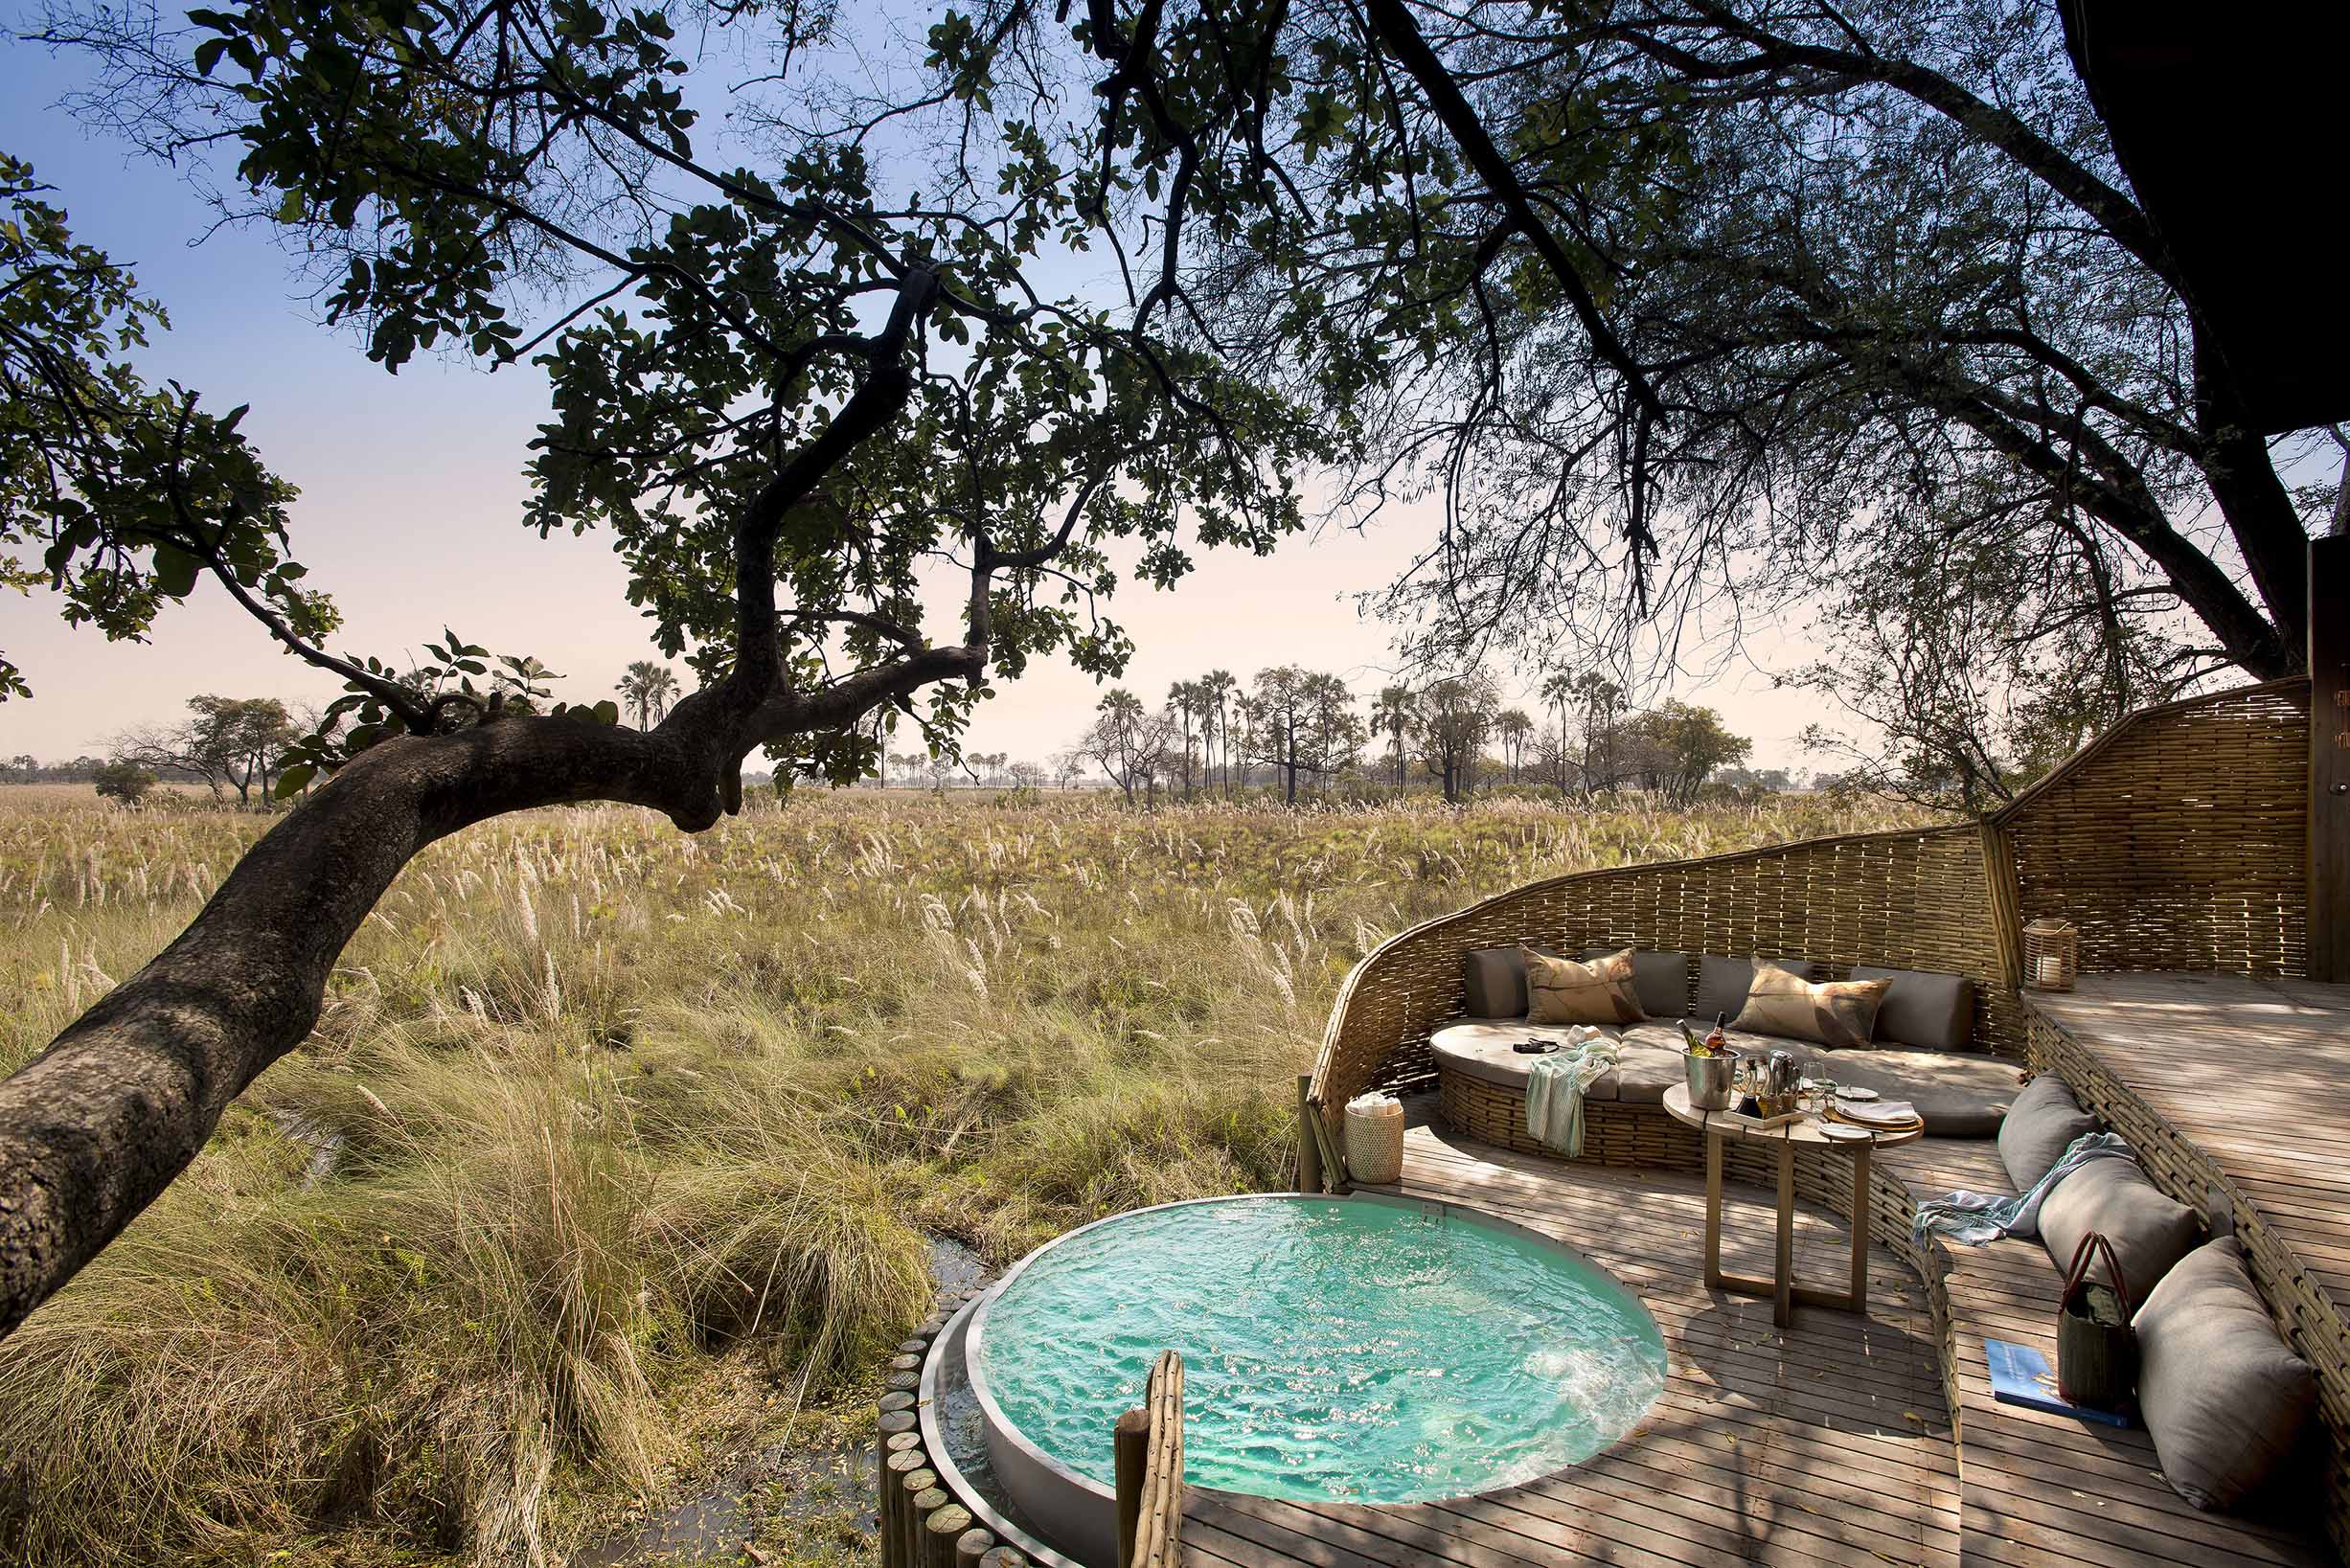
xmin=0 ymin=18 xmax=1817 ymax=772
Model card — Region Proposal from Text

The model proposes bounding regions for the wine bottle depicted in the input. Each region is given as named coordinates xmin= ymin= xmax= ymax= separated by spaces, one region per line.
xmin=1705 ymin=1011 xmax=1727 ymax=1054
xmin=1679 ymin=1019 xmax=1708 ymax=1057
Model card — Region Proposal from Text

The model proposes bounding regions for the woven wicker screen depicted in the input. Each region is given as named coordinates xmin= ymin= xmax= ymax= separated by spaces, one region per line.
xmin=1994 ymin=679 xmax=2310 ymax=979
xmin=1311 ymin=822 xmax=2006 ymax=1121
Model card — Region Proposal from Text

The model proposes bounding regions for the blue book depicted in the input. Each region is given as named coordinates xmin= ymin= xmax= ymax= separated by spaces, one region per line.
xmin=1984 ymin=1337 xmax=2133 ymax=1427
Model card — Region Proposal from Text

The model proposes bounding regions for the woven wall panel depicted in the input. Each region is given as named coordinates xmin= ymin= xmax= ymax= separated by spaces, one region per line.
xmin=1999 ymin=681 xmax=2310 ymax=978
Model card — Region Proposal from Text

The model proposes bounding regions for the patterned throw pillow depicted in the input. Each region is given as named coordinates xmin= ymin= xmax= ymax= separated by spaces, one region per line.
xmin=1731 ymin=961 xmax=1890 ymax=1048
xmin=1522 ymin=945 xmax=1645 ymax=1025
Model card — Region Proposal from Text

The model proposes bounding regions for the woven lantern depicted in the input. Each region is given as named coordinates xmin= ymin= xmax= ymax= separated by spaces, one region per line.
xmin=1343 ymin=1094 xmax=1405 ymax=1185
xmin=2023 ymin=919 xmax=2078 ymax=991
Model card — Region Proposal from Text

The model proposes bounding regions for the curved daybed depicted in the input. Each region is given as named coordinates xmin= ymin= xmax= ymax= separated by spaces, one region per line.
xmin=1428 ymin=946 xmax=2020 ymax=1158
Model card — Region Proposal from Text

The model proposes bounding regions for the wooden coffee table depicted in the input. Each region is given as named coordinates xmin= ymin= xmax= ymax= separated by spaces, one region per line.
xmin=1663 ymin=1083 xmax=1922 ymax=1328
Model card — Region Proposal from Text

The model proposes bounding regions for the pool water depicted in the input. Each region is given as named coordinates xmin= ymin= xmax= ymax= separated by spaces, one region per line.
xmin=970 ymin=1195 xmax=1666 ymax=1504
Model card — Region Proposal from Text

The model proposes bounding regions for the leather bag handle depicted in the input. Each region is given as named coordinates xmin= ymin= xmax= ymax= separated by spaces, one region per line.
xmin=2061 ymin=1230 xmax=2129 ymax=1310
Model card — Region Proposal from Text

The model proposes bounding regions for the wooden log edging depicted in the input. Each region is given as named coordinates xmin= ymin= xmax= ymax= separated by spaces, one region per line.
xmin=1112 ymin=1351 xmax=1185 ymax=1568
xmin=2029 ymin=1011 xmax=2350 ymax=1564
xmin=879 ymin=1279 xmax=1038 ymax=1568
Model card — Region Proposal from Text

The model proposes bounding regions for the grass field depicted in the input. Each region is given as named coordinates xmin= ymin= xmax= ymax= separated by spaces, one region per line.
xmin=0 ymin=783 xmax=1930 ymax=1566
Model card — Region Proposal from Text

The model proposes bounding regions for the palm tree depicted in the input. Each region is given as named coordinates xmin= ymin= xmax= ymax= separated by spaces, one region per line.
xmin=616 ymin=661 xmax=679 ymax=730
xmin=1540 ymin=671 xmax=1576 ymax=793
xmin=1372 ymin=686 xmax=1417 ymax=793
xmin=1202 ymin=669 xmax=1237 ymax=794
xmin=1494 ymin=708 xmax=1534 ymax=784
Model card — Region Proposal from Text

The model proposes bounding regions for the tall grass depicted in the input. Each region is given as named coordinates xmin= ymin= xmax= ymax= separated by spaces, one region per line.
xmin=0 ymin=785 xmax=1931 ymax=1565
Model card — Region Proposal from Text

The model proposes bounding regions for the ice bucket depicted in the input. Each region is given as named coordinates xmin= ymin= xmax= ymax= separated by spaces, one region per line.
xmin=1683 ymin=1049 xmax=1739 ymax=1111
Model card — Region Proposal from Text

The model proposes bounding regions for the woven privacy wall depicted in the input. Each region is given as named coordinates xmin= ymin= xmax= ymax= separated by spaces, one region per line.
xmin=1995 ymin=678 xmax=2312 ymax=978
xmin=1312 ymin=823 xmax=2006 ymax=1118
xmin=1312 ymin=678 xmax=2316 ymax=1138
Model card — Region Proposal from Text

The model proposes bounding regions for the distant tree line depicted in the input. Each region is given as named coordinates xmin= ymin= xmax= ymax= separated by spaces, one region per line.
xmin=1064 ymin=667 xmax=1756 ymax=807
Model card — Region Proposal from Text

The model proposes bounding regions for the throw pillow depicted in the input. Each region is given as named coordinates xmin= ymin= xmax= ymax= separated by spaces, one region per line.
xmin=1522 ymin=945 xmax=1644 ymax=1026
xmin=1730 ymin=961 xmax=1890 ymax=1048
xmin=1998 ymin=1074 xmax=2099 ymax=1191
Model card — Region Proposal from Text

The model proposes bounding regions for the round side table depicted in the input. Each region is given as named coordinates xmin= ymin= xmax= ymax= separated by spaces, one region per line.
xmin=1662 ymin=1082 xmax=1921 ymax=1327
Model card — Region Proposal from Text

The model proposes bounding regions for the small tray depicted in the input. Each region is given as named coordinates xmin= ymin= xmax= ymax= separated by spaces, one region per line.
xmin=1705 ymin=1103 xmax=1808 ymax=1131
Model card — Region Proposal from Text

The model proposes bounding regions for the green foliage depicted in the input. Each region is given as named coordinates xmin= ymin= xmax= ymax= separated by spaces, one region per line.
xmin=0 ymin=153 xmax=329 ymax=701
xmin=88 ymin=761 xmax=155 ymax=806
xmin=54 ymin=0 xmax=1337 ymax=789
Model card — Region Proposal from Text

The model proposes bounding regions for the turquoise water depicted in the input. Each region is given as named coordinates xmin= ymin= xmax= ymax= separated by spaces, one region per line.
xmin=972 ymin=1196 xmax=1666 ymax=1504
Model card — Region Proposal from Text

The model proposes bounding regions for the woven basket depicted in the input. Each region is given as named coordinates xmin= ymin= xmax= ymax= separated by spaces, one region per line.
xmin=1344 ymin=1098 xmax=1404 ymax=1185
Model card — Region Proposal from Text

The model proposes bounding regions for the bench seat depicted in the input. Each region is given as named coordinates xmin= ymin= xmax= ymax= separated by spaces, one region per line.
xmin=1431 ymin=1015 xmax=2022 ymax=1134
xmin=1874 ymin=1142 xmax=2329 ymax=1566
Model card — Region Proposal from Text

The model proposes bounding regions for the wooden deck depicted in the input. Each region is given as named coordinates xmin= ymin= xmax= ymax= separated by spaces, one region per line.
xmin=1174 ymin=1104 xmax=2335 ymax=1568
xmin=2025 ymin=972 xmax=2350 ymax=1563
xmin=2026 ymin=972 xmax=2350 ymax=1307
xmin=1181 ymin=1111 xmax=1964 ymax=1568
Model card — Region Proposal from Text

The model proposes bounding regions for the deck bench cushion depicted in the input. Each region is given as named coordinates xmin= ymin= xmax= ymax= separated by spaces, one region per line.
xmin=2135 ymin=1238 xmax=2319 ymax=1511
xmin=1849 ymin=965 xmax=1976 ymax=1052
xmin=2040 ymin=1157 xmax=2202 ymax=1310
xmin=1999 ymin=1073 xmax=2100 ymax=1189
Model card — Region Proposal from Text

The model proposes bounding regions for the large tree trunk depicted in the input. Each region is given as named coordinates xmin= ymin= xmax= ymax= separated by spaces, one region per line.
xmin=0 ymin=715 xmax=712 ymax=1338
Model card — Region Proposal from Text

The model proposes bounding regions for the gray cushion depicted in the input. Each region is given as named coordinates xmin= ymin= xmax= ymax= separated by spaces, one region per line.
xmin=1607 ymin=1043 xmax=1687 ymax=1105
xmin=1581 ymin=948 xmax=1691 ymax=1020
xmin=2040 ymin=1159 xmax=2202 ymax=1311
xmin=1809 ymin=1048 xmax=2017 ymax=1137
xmin=1462 ymin=947 xmax=1529 ymax=1018
xmin=1694 ymin=954 xmax=1821 ymax=1025
xmin=1850 ymin=966 xmax=1976 ymax=1052
xmin=1999 ymin=1075 xmax=2098 ymax=1191
xmin=1428 ymin=1020 xmax=1625 ymax=1098
xmin=2134 ymin=1238 xmax=2317 ymax=1511
xmin=1461 ymin=945 xmax=1576 ymax=1017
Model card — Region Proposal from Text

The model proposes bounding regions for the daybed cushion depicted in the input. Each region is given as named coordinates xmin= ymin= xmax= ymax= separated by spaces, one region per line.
xmin=1429 ymin=1021 xmax=1685 ymax=1105
xmin=1849 ymin=966 xmax=1975 ymax=1052
xmin=1427 ymin=1022 xmax=2015 ymax=1132
xmin=2040 ymin=1158 xmax=2202 ymax=1310
xmin=1581 ymin=948 xmax=1690 ymax=1020
xmin=1999 ymin=1074 xmax=2099 ymax=1190
xmin=1732 ymin=961 xmax=1889 ymax=1049
xmin=1695 ymin=954 xmax=1820 ymax=1024
xmin=1801 ymin=1047 xmax=2018 ymax=1137
xmin=1524 ymin=946 xmax=1643 ymax=1026
xmin=1429 ymin=1020 xmax=1621 ymax=1096
xmin=2134 ymin=1237 xmax=2318 ymax=1511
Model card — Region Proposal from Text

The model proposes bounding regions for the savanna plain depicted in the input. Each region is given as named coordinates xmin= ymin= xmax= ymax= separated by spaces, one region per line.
xmin=0 ymin=784 xmax=1928 ymax=1568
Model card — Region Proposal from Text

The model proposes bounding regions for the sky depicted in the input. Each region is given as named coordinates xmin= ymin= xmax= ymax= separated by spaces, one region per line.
xmin=0 ymin=23 xmax=1827 ymax=774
